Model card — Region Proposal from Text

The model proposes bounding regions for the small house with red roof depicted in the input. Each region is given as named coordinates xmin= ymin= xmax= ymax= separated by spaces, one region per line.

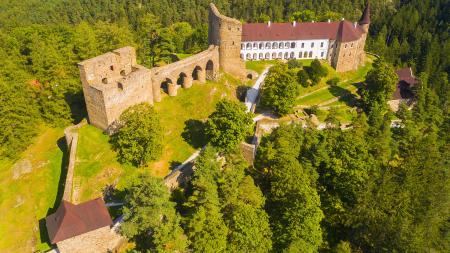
xmin=388 ymin=67 xmax=419 ymax=111
xmin=46 ymin=198 xmax=123 ymax=253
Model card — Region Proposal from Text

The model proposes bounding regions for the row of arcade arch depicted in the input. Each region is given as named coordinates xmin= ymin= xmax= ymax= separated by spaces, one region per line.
xmin=159 ymin=60 xmax=215 ymax=98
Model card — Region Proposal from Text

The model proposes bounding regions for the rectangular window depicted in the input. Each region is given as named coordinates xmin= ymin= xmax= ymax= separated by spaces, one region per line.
xmin=321 ymin=52 xmax=324 ymax=57
xmin=301 ymin=43 xmax=304 ymax=48
xmin=321 ymin=42 xmax=324 ymax=47
xmin=311 ymin=42 xmax=314 ymax=48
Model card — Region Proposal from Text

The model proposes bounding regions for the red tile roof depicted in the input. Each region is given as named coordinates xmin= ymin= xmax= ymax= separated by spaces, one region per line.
xmin=396 ymin=68 xmax=419 ymax=86
xmin=359 ymin=2 xmax=371 ymax=25
xmin=46 ymin=198 xmax=112 ymax=244
xmin=242 ymin=20 xmax=365 ymax=43
xmin=393 ymin=68 xmax=418 ymax=100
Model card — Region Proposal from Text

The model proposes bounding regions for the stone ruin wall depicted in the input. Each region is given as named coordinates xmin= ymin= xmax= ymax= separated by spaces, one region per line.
xmin=209 ymin=3 xmax=246 ymax=78
xmin=78 ymin=47 xmax=153 ymax=130
xmin=78 ymin=4 xmax=246 ymax=131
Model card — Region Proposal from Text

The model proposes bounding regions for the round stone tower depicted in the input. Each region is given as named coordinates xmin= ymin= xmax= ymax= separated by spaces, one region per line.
xmin=208 ymin=3 xmax=246 ymax=78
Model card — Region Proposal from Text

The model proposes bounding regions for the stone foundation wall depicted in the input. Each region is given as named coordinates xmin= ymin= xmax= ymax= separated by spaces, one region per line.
xmin=57 ymin=226 xmax=124 ymax=253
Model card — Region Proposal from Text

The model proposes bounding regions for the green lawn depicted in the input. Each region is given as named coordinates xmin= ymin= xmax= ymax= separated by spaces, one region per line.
xmin=73 ymin=73 xmax=242 ymax=202
xmin=0 ymin=127 xmax=65 ymax=252
xmin=297 ymin=57 xmax=374 ymax=106
xmin=245 ymin=60 xmax=278 ymax=74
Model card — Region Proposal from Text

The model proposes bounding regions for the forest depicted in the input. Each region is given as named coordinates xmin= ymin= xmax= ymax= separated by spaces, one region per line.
xmin=0 ymin=0 xmax=449 ymax=252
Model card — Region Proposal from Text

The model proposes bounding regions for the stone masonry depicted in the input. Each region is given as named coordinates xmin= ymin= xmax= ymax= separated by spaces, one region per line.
xmin=78 ymin=4 xmax=234 ymax=131
xmin=56 ymin=226 xmax=124 ymax=253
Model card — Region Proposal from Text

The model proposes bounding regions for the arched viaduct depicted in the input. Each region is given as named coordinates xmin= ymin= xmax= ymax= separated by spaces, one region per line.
xmin=151 ymin=46 xmax=219 ymax=101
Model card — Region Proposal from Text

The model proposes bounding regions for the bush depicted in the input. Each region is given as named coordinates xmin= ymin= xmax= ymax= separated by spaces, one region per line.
xmin=205 ymin=99 xmax=253 ymax=152
xmin=327 ymin=77 xmax=340 ymax=86
xmin=262 ymin=64 xmax=300 ymax=115
xmin=111 ymin=103 xmax=163 ymax=167
xmin=305 ymin=105 xmax=319 ymax=115
xmin=287 ymin=59 xmax=303 ymax=69
xmin=297 ymin=69 xmax=310 ymax=87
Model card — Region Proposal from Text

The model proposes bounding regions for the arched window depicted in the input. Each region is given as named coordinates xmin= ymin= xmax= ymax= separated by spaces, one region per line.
xmin=246 ymin=53 xmax=252 ymax=60
xmin=259 ymin=43 xmax=264 ymax=49
xmin=272 ymin=52 xmax=277 ymax=59
xmin=259 ymin=53 xmax=264 ymax=59
xmin=284 ymin=52 xmax=289 ymax=59
xmin=241 ymin=44 xmax=245 ymax=50
xmin=304 ymin=51 xmax=308 ymax=58
xmin=246 ymin=43 xmax=252 ymax=49
xmin=253 ymin=53 xmax=257 ymax=59
xmin=272 ymin=42 xmax=278 ymax=49
xmin=309 ymin=51 xmax=313 ymax=58
xmin=290 ymin=52 xmax=295 ymax=58
xmin=285 ymin=42 xmax=290 ymax=49
xmin=265 ymin=53 xmax=270 ymax=59
xmin=240 ymin=54 xmax=244 ymax=59
xmin=291 ymin=42 xmax=296 ymax=48
xmin=299 ymin=52 xmax=303 ymax=58
xmin=253 ymin=43 xmax=258 ymax=49
xmin=265 ymin=42 xmax=271 ymax=49
xmin=279 ymin=42 xmax=284 ymax=49
xmin=278 ymin=52 xmax=283 ymax=58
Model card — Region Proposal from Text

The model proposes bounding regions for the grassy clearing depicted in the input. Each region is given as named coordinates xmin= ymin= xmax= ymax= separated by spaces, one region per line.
xmin=0 ymin=126 xmax=64 ymax=252
xmin=245 ymin=60 xmax=278 ymax=74
xmin=297 ymin=57 xmax=374 ymax=106
xmin=73 ymin=73 xmax=242 ymax=202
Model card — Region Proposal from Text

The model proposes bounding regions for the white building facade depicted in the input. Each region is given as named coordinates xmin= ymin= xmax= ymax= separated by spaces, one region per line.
xmin=240 ymin=38 xmax=332 ymax=61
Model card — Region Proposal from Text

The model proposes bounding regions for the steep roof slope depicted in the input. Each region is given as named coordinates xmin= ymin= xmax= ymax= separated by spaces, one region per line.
xmin=46 ymin=198 xmax=112 ymax=244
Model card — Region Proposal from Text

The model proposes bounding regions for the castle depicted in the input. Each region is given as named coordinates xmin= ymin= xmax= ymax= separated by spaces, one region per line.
xmin=240 ymin=3 xmax=370 ymax=72
xmin=79 ymin=3 xmax=370 ymax=131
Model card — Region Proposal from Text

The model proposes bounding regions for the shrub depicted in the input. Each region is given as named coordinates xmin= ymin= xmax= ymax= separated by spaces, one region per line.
xmin=287 ymin=59 xmax=303 ymax=69
xmin=327 ymin=77 xmax=340 ymax=86
xmin=111 ymin=103 xmax=163 ymax=167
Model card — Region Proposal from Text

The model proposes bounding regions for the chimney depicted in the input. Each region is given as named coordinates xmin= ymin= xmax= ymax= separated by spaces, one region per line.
xmin=341 ymin=18 xmax=345 ymax=21
xmin=268 ymin=21 xmax=271 ymax=27
xmin=312 ymin=20 xmax=315 ymax=23
xmin=328 ymin=19 xmax=331 ymax=23
xmin=293 ymin=21 xmax=296 ymax=27
xmin=354 ymin=22 xmax=357 ymax=28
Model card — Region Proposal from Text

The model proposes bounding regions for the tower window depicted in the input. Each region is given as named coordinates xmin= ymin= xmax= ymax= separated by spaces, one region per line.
xmin=110 ymin=65 xmax=114 ymax=71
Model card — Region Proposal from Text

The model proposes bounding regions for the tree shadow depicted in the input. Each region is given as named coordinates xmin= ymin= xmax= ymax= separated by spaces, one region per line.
xmin=65 ymin=91 xmax=86 ymax=125
xmin=39 ymin=136 xmax=70 ymax=247
xmin=181 ymin=119 xmax=207 ymax=149
xmin=236 ymin=85 xmax=250 ymax=102
xmin=169 ymin=160 xmax=183 ymax=170
xmin=329 ymin=85 xmax=358 ymax=107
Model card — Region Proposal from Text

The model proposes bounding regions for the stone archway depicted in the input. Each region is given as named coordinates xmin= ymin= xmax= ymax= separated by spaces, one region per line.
xmin=206 ymin=60 xmax=215 ymax=81
xmin=161 ymin=78 xmax=177 ymax=96
xmin=177 ymin=72 xmax=192 ymax=89
xmin=192 ymin=66 xmax=205 ymax=83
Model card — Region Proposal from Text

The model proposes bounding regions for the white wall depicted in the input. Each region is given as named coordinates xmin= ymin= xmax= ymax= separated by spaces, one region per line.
xmin=240 ymin=39 xmax=329 ymax=61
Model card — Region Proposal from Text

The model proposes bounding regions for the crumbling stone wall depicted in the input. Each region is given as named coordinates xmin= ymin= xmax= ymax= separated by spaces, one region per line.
xmin=57 ymin=226 xmax=124 ymax=253
xmin=209 ymin=3 xmax=246 ymax=78
xmin=79 ymin=4 xmax=243 ymax=131
xmin=78 ymin=47 xmax=153 ymax=130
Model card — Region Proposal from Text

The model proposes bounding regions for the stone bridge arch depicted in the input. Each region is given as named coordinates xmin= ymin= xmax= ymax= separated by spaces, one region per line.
xmin=152 ymin=46 xmax=219 ymax=102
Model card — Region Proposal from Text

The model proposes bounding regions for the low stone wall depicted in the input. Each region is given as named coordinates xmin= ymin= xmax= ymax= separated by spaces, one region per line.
xmin=62 ymin=121 xmax=87 ymax=202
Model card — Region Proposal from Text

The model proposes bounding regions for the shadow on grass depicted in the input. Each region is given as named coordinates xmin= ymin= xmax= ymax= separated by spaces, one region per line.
xmin=329 ymin=85 xmax=358 ymax=107
xmin=39 ymin=136 xmax=70 ymax=247
xmin=181 ymin=119 xmax=207 ymax=149
xmin=236 ymin=85 xmax=250 ymax=102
